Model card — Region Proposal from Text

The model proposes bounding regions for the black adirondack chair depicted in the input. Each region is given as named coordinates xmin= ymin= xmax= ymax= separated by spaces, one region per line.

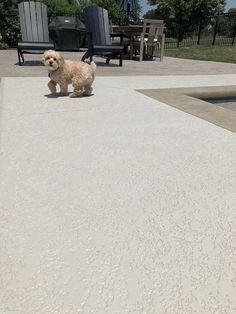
xmin=17 ymin=1 xmax=54 ymax=65
xmin=82 ymin=6 xmax=124 ymax=66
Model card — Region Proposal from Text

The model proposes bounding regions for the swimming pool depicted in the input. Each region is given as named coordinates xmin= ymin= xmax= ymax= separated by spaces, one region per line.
xmin=205 ymin=97 xmax=236 ymax=112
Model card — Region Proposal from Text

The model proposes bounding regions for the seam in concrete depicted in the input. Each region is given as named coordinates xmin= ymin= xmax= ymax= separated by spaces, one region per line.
xmin=0 ymin=78 xmax=5 ymax=189
xmin=0 ymin=77 xmax=5 ymax=133
xmin=137 ymin=85 xmax=236 ymax=133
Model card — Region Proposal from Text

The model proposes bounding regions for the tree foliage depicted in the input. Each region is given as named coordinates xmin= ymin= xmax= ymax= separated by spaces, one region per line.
xmin=228 ymin=8 xmax=236 ymax=14
xmin=79 ymin=0 xmax=125 ymax=22
xmin=0 ymin=0 xmax=19 ymax=45
xmin=38 ymin=0 xmax=81 ymax=17
xmin=0 ymin=0 xmax=18 ymax=11
xmin=144 ymin=0 xmax=226 ymax=42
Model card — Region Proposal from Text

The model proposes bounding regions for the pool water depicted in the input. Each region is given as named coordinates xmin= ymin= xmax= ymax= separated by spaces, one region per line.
xmin=205 ymin=97 xmax=236 ymax=112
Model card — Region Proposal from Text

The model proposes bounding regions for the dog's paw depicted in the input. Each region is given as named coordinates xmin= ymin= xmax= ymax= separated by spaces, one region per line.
xmin=69 ymin=92 xmax=79 ymax=98
xmin=83 ymin=88 xmax=93 ymax=96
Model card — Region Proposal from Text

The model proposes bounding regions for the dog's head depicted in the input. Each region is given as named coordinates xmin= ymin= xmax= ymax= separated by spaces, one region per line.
xmin=42 ymin=50 xmax=64 ymax=71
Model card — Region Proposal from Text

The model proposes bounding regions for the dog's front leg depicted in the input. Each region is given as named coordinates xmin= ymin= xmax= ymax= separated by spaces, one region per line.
xmin=58 ymin=81 xmax=68 ymax=96
xmin=48 ymin=80 xmax=57 ymax=93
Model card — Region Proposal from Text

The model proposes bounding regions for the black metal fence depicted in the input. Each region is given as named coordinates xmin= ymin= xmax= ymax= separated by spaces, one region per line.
xmin=0 ymin=10 xmax=236 ymax=49
xmin=164 ymin=13 xmax=236 ymax=48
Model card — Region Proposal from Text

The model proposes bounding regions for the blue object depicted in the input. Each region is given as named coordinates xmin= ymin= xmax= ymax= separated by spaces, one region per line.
xmin=119 ymin=0 xmax=136 ymax=12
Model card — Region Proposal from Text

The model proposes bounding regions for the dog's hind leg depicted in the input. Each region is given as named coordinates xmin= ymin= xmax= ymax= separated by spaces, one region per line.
xmin=70 ymin=78 xmax=83 ymax=98
xmin=83 ymin=84 xmax=93 ymax=96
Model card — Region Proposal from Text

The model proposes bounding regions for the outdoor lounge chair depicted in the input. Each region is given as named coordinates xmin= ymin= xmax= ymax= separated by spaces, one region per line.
xmin=17 ymin=1 xmax=54 ymax=65
xmin=130 ymin=19 xmax=165 ymax=61
xmin=82 ymin=6 xmax=124 ymax=66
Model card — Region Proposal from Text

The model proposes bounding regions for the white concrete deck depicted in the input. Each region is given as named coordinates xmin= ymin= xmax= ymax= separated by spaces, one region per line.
xmin=0 ymin=75 xmax=236 ymax=313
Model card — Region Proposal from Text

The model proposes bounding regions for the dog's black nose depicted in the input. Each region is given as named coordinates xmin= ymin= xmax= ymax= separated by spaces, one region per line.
xmin=49 ymin=61 xmax=53 ymax=65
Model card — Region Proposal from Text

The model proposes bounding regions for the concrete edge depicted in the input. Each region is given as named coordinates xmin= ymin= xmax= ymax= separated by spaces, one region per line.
xmin=137 ymin=85 xmax=236 ymax=133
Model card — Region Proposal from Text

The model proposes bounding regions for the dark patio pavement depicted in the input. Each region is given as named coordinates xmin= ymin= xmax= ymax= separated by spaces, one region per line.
xmin=1 ymin=49 xmax=236 ymax=77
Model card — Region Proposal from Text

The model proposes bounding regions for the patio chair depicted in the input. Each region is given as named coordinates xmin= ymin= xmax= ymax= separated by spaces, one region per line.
xmin=82 ymin=6 xmax=124 ymax=66
xmin=17 ymin=1 xmax=54 ymax=65
xmin=130 ymin=19 xmax=165 ymax=62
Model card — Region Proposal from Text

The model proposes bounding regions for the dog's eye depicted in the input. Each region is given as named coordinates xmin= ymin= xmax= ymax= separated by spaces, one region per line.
xmin=53 ymin=58 xmax=56 ymax=61
xmin=46 ymin=57 xmax=50 ymax=60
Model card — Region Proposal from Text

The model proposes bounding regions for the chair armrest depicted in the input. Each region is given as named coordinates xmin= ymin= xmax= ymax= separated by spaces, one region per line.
xmin=110 ymin=33 xmax=123 ymax=37
xmin=85 ymin=31 xmax=92 ymax=46
xmin=84 ymin=31 xmax=93 ymax=57
xmin=110 ymin=33 xmax=124 ymax=45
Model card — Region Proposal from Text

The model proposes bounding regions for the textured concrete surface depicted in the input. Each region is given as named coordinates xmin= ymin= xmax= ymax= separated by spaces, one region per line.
xmin=0 ymin=75 xmax=236 ymax=313
xmin=2 ymin=49 xmax=236 ymax=77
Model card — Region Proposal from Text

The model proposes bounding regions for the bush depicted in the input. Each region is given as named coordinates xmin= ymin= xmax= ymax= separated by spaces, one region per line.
xmin=0 ymin=42 xmax=8 ymax=49
xmin=0 ymin=11 xmax=20 ymax=47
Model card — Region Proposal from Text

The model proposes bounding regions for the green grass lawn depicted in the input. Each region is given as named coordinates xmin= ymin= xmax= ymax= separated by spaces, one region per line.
xmin=163 ymin=45 xmax=236 ymax=63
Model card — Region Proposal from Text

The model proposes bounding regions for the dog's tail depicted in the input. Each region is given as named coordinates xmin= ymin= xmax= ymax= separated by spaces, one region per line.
xmin=90 ymin=61 xmax=96 ymax=73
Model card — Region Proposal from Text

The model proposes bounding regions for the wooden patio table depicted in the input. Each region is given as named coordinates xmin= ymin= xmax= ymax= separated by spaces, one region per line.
xmin=112 ymin=24 xmax=143 ymax=59
xmin=113 ymin=23 xmax=166 ymax=61
xmin=113 ymin=24 xmax=143 ymax=37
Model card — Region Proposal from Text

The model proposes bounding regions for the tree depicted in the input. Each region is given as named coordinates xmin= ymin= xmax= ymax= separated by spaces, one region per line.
xmin=144 ymin=0 xmax=226 ymax=42
xmin=0 ymin=0 xmax=19 ymax=45
xmin=38 ymin=0 xmax=81 ymax=17
xmin=0 ymin=0 xmax=18 ymax=11
xmin=228 ymin=8 xmax=236 ymax=14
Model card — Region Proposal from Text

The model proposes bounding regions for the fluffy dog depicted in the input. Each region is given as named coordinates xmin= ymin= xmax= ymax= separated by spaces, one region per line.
xmin=42 ymin=50 xmax=96 ymax=97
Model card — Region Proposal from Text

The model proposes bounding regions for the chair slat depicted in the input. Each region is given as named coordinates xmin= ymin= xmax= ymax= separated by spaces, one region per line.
xmin=18 ymin=2 xmax=27 ymax=41
xmin=23 ymin=1 xmax=33 ymax=41
xmin=41 ymin=3 xmax=50 ymax=42
xmin=35 ymin=1 xmax=44 ymax=42
xmin=29 ymin=1 xmax=39 ymax=41
xmin=103 ymin=9 xmax=111 ymax=45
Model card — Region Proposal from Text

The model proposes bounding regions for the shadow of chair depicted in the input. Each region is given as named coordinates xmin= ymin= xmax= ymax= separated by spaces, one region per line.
xmin=17 ymin=1 xmax=54 ymax=65
xmin=82 ymin=6 xmax=124 ymax=66
xmin=130 ymin=19 xmax=165 ymax=62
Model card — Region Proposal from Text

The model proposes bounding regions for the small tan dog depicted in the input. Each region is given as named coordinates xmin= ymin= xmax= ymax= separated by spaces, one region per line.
xmin=42 ymin=50 xmax=96 ymax=97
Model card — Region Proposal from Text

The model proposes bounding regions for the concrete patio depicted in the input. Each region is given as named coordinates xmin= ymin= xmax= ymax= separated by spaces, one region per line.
xmin=0 ymin=50 xmax=236 ymax=313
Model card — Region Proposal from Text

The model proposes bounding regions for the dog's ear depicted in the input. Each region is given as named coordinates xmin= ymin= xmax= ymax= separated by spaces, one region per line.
xmin=57 ymin=54 xmax=65 ymax=68
xmin=42 ymin=51 xmax=47 ymax=65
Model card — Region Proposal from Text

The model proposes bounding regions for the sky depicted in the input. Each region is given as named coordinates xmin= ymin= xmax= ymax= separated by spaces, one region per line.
xmin=140 ymin=0 xmax=236 ymax=17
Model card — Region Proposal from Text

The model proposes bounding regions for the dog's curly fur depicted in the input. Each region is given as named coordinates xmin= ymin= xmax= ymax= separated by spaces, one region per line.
xmin=42 ymin=50 xmax=96 ymax=97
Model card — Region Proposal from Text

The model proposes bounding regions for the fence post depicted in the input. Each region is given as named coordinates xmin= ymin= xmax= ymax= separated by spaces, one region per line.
xmin=197 ymin=18 xmax=202 ymax=45
xmin=232 ymin=23 xmax=236 ymax=45
xmin=212 ymin=13 xmax=219 ymax=45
